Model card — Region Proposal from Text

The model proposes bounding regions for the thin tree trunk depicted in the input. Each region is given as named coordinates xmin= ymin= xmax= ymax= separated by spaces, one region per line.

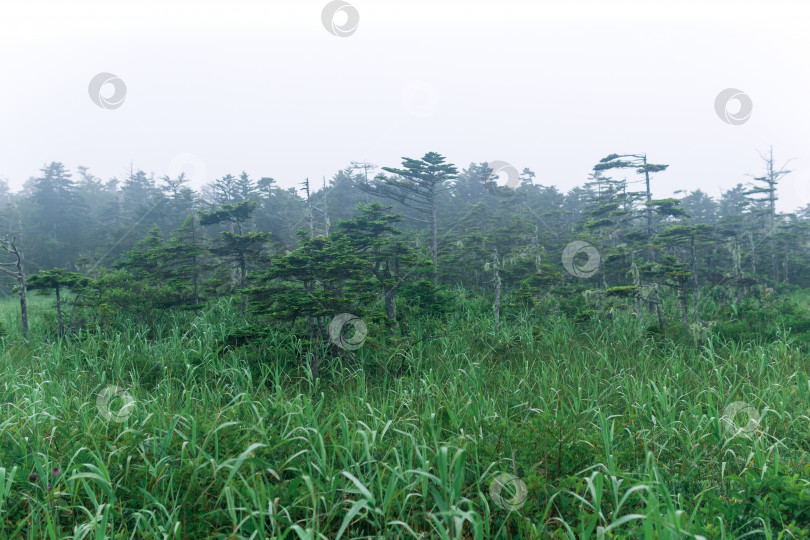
xmin=643 ymin=154 xmax=655 ymax=315
xmin=493 ymin=248 xmax=501 ymax=333
xmin=690 ymin=236 xmax=699 ymax=323
xmin=1 ymin=238 xmax=28 ymax=340
xmin=431 ymin=192 xmax=438 ymax=284
xmin=240 ymin=254 xmax=247 ymax=316
xmin=767 ymin=147 xmax=777 ymax=281
xmin=653 ymin=286 xmax=665 ymax=336
xmin=384 ymin=287 xmax=397 ymax=336
xmin=631 ymin=262 xmax=642 ymax=318
xmin=305 ymin=178 xmax=315 ymax=240
xmin=748 ymin=232 xmax=756 ymax=275
xmin=56 ymin=284 xmax=63 ymax=337
xmin=191 ymin=215 xmax=200 ymax=309
xmin=322 ymin=176 xmax=329 ymax=236
xmin=600 ymin=274 xmax=608 ymax=311
xmin=20 ymin=277 xmax=28 ymax=340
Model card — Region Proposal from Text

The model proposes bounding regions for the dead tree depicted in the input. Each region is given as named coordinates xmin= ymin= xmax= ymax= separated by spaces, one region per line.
xmin=0 ymin=236 xmax=29 ymax=340
xmin=493 ymin=248 xmax=501 ymax=333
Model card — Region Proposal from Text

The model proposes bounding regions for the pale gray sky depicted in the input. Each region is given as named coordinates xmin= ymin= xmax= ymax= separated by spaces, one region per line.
xmin=1 ymin=0 xmax=809 ymax=211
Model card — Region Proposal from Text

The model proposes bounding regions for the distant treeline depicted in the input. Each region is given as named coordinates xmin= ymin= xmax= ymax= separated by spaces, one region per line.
xmin=1 ymin=149 xmax=807 ymax=347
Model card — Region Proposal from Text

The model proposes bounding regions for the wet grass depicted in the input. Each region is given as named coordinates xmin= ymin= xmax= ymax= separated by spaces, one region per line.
xmin=1 ymin=295 xmax=809 ymax=538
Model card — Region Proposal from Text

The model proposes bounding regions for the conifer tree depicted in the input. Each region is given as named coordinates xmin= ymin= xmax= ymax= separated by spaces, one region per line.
xmin=357 ymin=152 xmax=458 ymax=283
xmin=26 ymin=268 xmax=89 ymax=336
xmin=199 ymin=201 xmax=273 ymax=314
xmin=336 ymin=202 xmax=429 ymax=334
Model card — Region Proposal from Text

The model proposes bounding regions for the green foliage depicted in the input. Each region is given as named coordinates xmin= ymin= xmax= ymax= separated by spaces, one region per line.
xmin=3 ymin=291 xmax=810 ymax=537
xmin=399 ymin=279 xmax=456 ymax=317
xmin=605 ymin=285 xmax=638 ymax=298
xmin=574 ymin=308 xmax=597 ymax=322
xmin=3 ymin=149 xmax=810 ymax=537
xmin=714 ymin=295 xmax=810 ymax=347
xmin=26 ymin=268 xmax=88 ymax=293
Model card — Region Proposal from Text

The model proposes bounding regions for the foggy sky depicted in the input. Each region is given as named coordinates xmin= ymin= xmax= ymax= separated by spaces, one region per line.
xmin=1 ymin=0 xmax=809 ymax=212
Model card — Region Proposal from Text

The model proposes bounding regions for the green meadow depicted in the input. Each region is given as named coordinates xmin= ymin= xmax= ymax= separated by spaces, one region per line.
xmin=2 ymin=291 xmax=809 ymax=539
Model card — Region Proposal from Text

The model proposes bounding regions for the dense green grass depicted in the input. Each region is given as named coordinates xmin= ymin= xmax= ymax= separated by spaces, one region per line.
xmin=1 ymin=293 xmax=810 ymax=538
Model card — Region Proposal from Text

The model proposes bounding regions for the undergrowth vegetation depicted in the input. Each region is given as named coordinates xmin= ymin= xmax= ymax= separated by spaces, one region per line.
xmin=2 ymin=291 xmax=810 ymax=539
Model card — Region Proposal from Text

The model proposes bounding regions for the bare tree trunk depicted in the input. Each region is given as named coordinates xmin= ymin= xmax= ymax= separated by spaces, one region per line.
xmin=643 ymin=155 xmax=655 ymax=315
xmin=303 ymin=178 xmax=315 ymax=240
xmin=732 ymin=235 xmax=744 ymax=306
xmin=0 ymin=237 xmax=28 ymax=340
xmin=631 ymin=262 xmax=642 ymax=318
xmin=191 ymin=215 xmax=200 ymax=309
xmin=384 ymin=288 xmax=397 ymax=336
xmin=653 ymin=286 xmax=665 ymax=336
xmin=322 ymin=176 xmax=329 ymax=236
xmin=600 ymin=274 xmax=608 ymax=311
xmin=19 ymin=276 xmax=27 ymax=340
xmin=765 ymin=147 xmax=778 ymax=281
xmin=690 ymin=236 xmax=699 ymax=323
xmin=644 ymin=155 xmax=653 ymax=242
xmin=748 ymin=232 xmax=756 ymax=276
xmin=240 ymin=254 xmax=247 ymax=316
xmin=493 ymin=248 xmax=501 ymax=333
xmin=56 ymin=284 xmax=63 ymax=337
xmin=431 ymin=192 xmax=438 ymax=285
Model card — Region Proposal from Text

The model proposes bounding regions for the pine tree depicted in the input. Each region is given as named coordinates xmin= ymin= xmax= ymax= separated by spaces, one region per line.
xmin=199 ymin=201 xmax=273 ymax=314
xmin=357 ymin=152 xmax=458 ymax=283
xmin=26 ymin=268 xmax=89 ymax=336
xmin=336 ymin=202 xmax=429 ymax=334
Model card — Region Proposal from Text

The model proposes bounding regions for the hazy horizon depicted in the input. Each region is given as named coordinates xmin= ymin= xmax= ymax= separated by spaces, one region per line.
xmin=2 ymin=0 xmax=808 ymax=211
